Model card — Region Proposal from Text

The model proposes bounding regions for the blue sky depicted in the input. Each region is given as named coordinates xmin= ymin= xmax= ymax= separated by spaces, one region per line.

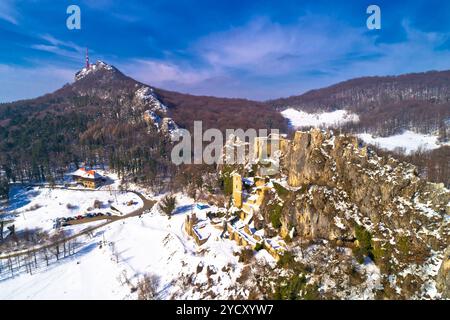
xmin=0 ymin=0 xmax=449 ymax=102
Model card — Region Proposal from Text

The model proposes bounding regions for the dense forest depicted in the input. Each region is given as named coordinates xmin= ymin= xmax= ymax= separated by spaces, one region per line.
xmin=0 ymin=62 xmax=448 ymax=198
xmin=0 ymin=61 xmax=287 ymax=197
xmin=0 ymin=99 xmax=173 ymax=185
xmin=155 ymin=88 xmax=286 ymax=133
xmin=269 ymin=70 xmax=450 ymax=112
xmin=268 ymin=70 xmax=450 ymax=137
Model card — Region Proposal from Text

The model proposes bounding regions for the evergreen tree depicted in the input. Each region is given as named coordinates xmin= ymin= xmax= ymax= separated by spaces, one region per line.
xmin=158 ymin=195 xmax=177 ymax=219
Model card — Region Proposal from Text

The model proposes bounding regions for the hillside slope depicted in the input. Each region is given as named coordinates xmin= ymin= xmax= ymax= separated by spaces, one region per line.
xmin=268 ymin=70 xmax=450 ymax=137
xmin=237 ymin=129 xmax=450 ymax=299
xmin=0 ymin=61 xmax=287 ymax=186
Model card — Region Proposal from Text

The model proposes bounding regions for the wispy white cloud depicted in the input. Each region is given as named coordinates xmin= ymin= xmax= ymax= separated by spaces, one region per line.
xmin=0 ymin=0 xmax=19 ymax=25
xmin=31 ymin=34 xmax=85 ymax=60
xmin=39 ymin=34 xmax=84 ymax=51
xmin=192 ymin=15 xmax=380 ymax=77
xmin=122 ymin=59 xmax=215 ymax=87
xmin=121 ymin=15 xmax=450 ymax=99
xmin=4 ymin=14 xmax=450 ymax=102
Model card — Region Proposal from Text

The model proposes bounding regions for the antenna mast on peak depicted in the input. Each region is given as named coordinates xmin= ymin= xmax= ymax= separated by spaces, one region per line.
xmin=85 ymin=48 xmax=90 ymax=69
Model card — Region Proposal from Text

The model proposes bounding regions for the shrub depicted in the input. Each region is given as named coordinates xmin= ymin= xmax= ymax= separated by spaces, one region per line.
xmin=0 ymin=178 xmax=9 ymax=200
xmin=221 ymin=166 xmax=234 ymax=196
xmin=27 ymin=204 xmax=42 ymax=211
xmin=277 ymin=251 xmax=296 ymax=269
xmin=137 ymin=274 xmax=160 ymax=300
xmin=372 ymin=241 xmax=393 ymax=273
xmin=66 ymin=203 xmax=78 ymax=210
xmin=397 ymin=236 xmax=410 ymax=256
xmin=353 ymin=225 xmax=374 ymax=263
xmin=303 ymin=284 xmax=320 ymax=300
xmin=273 ymin=274 xmax=307 ymax=300
xmin=270 ymin=204 xmax=283 ymax=229
xmin=254 ymin=242 xmax=264 ymax=251
xmin=283 ymin=234 xmax=292 ymax=243
xmin=273 ymin=182 xmax=289 ymax=198
xmin=237 ymin=265 xmax=252 ymax=283
xmin=93 ymin=200 xmax=102 ymax=209
xmin=239 ymin=248 xmax=254 ymax=263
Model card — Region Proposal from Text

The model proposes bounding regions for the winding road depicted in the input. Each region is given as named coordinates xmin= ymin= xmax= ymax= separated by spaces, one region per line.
xmin=0 ymin=190 xmax=156 ymax=260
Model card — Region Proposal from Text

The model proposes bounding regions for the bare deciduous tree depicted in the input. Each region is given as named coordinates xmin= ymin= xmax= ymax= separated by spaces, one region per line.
xmin=137 ymin=274 xmax=160 ymax=300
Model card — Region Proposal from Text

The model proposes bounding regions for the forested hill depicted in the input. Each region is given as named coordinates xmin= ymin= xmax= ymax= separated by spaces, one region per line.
xmin=155 ymin=88 xmax=286 ymax=134
xmin=0 ymin=61 xmax=287 ymax=187
xmin=1 ymin=61 xmax=449 ymax=190
xmin=268 ymin=70 xmax=450 ymax=137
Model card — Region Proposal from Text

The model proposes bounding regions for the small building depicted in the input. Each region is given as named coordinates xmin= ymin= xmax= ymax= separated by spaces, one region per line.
xmin=71 ymin=168 xmax=103 ymax=189
xmin=196 ymin=203 xmax=209 ymax=210
xmin=185 ymin=212 xmax=210 ymax=246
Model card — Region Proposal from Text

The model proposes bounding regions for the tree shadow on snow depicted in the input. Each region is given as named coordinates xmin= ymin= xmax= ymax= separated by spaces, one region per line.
xmin=6 ymin=187 xmax=41 ymax=212
xmin=172 ymin=204 xmax=194 ymax=215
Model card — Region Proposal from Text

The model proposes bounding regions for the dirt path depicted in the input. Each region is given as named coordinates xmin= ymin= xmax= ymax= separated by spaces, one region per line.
xmin=0 ymin=190 xmax=155 ymax=260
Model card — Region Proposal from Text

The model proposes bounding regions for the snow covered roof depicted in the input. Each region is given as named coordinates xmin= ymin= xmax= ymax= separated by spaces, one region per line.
xmin=71 ymin=168 xmax=103 ymax=180
xmin=193 ymin=225 xmax=210 ymax=241
xmin=242 ymin=177 xmax=254 ymax=186
xmin=265 ymin=238 xmax=286 ymax=251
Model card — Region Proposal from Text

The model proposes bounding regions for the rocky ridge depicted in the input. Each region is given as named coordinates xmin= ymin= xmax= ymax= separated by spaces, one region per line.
xmin=253 ymin=129 xmax=449 ymax=298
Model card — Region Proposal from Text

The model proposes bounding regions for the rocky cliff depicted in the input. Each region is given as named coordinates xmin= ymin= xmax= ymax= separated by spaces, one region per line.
xmin=257 ymin=129 xmax=449 ymax=298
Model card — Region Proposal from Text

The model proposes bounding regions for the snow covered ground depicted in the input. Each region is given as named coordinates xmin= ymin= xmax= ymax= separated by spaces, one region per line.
xmin=357 ymin=130 xmax=447 ymax=154
xmin=281 ymin=108 xmax=359 ymax=128
xmin=0 ymin=237 xmax=131 ymax=299
xmin=0 ymin=190 xmax=248 ymax=299
xmin=6 ymin=186 xmax=143 ymax=234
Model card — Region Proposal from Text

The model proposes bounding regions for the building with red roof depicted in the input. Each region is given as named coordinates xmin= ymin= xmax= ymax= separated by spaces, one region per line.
xmin=71 ymin=168 xmax=103 ymax=189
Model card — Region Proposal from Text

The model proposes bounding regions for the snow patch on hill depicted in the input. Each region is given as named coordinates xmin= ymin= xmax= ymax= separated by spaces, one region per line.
xmin=75 ymin=61 xmax=114 ymax=81
xmin=135 ymin=86 xmax=168 ymax=113
xmin=281 ymin=108 xmax=359 ymax=128
xmin=358 ymin=131 xmax=446 ymax=154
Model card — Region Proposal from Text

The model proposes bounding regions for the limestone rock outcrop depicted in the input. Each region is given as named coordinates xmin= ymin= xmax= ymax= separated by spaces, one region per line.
xmin=437 ymin=246 xmax=450 ymax=298
xmin=258 ymin=129 xmax=449 ymax=298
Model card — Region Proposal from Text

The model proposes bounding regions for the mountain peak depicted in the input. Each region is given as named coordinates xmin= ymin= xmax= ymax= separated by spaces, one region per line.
xmin=74 ymin=60 xmax=117 ymax=82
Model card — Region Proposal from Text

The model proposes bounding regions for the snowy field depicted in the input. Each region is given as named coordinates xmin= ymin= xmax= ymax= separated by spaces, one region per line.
xmin=5 ymin=186 xmax=143 ymax=234
xmin=0 ymin=236 xmax=131 ymax=299
xmin=357 ymin=130 xmax=446 ymax=154
xmin=0 ymin=191 xmax=252 ymax=299
xmin=281 ymin=108 xmax=359 ymax=128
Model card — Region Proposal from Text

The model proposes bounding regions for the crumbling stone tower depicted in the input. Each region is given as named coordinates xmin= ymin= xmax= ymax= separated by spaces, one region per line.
xmin=232 ymin=173 xmax=243 ymax=208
